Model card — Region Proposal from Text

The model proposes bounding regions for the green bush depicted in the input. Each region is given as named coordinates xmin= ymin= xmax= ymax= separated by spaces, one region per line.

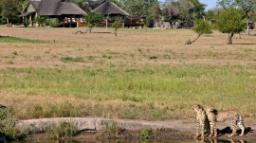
xmin=139 ymin=128 xmax=152 ymax=141
xmin=85 ymin=12 xmax=103 ymax=33
xmin=35 ymin=16 xmax=47 ymax=27
xmin=60 ymin=56 xmax=85 ymax=63
xmin=0 ymin=107 xmax=8 ymax=120
xmin=112 ymin=21 xmax=122 ymax=36
xmin=23 ymin=18 xmax=29 ymax=28
xmin=0 ymin=108 xmax=27 ymax=141
xmin=45 ymin=18 xmax=60 ymax=27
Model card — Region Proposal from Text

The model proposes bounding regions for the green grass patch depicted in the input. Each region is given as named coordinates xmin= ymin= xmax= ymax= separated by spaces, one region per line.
xmin=0 ymin=65 xmax=255 ymax=120
xmin=60 ymin=56 xmax=85 ymax=63
xmin=0 ymin=36 xmax=44 ymax=43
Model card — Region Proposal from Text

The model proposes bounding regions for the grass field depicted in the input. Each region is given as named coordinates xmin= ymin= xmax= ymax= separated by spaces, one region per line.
xmin=0 ymin=27 xmax=255 ymax=120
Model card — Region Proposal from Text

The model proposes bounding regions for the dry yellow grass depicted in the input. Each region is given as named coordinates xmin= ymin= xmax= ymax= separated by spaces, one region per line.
xmin=0 ymin=27 xmax=256 ymax=68
xmin=0 ymin=26 xmax=255 ymax=120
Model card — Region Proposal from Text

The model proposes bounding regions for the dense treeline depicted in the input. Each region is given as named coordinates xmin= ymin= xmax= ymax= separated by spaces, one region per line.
xmin=0 ymin=0 xmax=256 ymax=44
xmin=0 ymin=0 xmax=205 ymax=26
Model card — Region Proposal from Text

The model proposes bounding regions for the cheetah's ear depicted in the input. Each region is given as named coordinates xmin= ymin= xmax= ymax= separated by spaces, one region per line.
xmin=207 ymin=107 xmax=218 ymax=114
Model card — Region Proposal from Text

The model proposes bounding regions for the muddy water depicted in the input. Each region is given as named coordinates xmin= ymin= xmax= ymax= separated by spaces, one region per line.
xmin=11 ymin=139 xmax=253 ymax=143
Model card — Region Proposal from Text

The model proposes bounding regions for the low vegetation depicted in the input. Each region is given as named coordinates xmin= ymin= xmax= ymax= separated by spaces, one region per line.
xmin=0 ymin=107 xmax=27 ymax=141
xmin=60 ymin=56 xmax=85 ymax=63
xmin=46 ymin=122 xmax=78 ymax=140
xmin=0 ymin=28 xmax=256 ymax=121
xmin=0 ymin=36 xmax=43 ymax=43
xmin=0 ymin=65 xmax=255 ymax=120
xmin=139 ymin=128 xmax=152 ymax=141
xmin=112 ymin=21 xmax=122 ymax=36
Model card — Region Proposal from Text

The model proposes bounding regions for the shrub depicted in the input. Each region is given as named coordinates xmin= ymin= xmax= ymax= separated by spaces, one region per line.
xmin=0 ymin=107 xmax=27 ymax=141
xmin=85 ymin=12 xmax=103 ymax=33
xmin=139 ymin=128 xmax=152 ymax=141
xmin=46 ymin=122 xmax=78 ymax=140
xmin=23 ymin=18 xmax=29 ymax=28
xmin=112 ymin=21 xmax=122 ymax=36
xmin=35 ymin=16 xmax=47 ymax=27
xmin=45 ymin=18 xmax=60 ymax=27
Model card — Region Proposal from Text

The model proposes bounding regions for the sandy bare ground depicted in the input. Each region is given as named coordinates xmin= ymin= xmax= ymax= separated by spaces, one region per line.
xmin=17 ymin=117 xmax=256 ymax=140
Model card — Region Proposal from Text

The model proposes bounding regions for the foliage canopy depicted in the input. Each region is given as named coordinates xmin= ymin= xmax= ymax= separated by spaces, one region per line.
xmin=193 ymin=19 xmax=212 ymax=35
xmin=85 ymin=12 xmax=103 ymax=32
xmin=217 ymin=8 xmax=246 ymax=34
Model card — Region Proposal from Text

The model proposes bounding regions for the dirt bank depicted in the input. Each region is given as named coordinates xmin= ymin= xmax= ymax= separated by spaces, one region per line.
xmin=17 ymin=117 xmax=256 ymax=141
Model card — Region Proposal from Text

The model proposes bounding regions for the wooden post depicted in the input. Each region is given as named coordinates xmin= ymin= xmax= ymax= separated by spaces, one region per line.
xmin=77 ymin=21 xmax=79 ymax=28
xmin=29 ymin=16 xmax=32 ymax=27
xmin=35 ymin=13 xmax=39 ymax=27
xmin=106 ymin=14 xmax=109 ymax=32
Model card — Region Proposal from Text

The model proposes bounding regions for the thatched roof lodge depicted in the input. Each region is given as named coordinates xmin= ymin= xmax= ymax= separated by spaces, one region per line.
xmin=23 ymin=0 xmax=86 ymax=17
xmin=84 ymin=0 xmax=130 ymax=29
xmin=21 ymin=0 xmax=130 ymax=28
xmin=22 ymin=0 xmax=87 ymax=27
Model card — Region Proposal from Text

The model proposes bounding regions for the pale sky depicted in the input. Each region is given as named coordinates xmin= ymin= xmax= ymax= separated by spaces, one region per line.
xmin=160 ymin=0 xmax=218 ymax=10
xmin=199 ymin=0 xmax=217 ymax=9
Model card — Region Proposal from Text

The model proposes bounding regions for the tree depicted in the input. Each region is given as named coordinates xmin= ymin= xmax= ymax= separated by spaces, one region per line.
xmin=163 ymin=0 xmax=205 ymax=26
xmin=218 ymin=0 xmax=256 ymax=14
xmin=115 ymin=0 xmax=160 ymax=27
xmin=218 ymin=0 xmax=256 ymax=34
xmin=186 ymin=19 xmax=212 ymax=45
xmin=146 ymin=4 xmax=161 ymax=27
xmin=84 ymin=12 xmax=103 ymax=33
xmin=217 ymin=8 xmax=246 ymax=44
xmin=0 ymin=0 xmax=20 ymax=24
xmin=0 ymin=0 xmax=27 ymax=24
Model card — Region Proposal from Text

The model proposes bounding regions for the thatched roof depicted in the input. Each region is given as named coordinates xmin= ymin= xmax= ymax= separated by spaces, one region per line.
xmin=30 ymin=0 xmax=41 ymax=11
xmin=92 ymin=1 xmax=129 ymax=16
xmin=87 ymin=0 xmax=105 ymax=10
xmin=22 ymin=0 xmax=86 ymax=17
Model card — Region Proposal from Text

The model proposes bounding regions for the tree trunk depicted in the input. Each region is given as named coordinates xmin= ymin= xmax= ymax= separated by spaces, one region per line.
xmin=192 ymin=34 xmax=201 ymax=43
xmin=186 ymin=34 xmax=201 ymax=45
xmin=114 ymin=29 xmax=117 ymax=37
xmin=6 ymin=18 xmax=9 ymax=25
xmin=89 ymin=27 xmax=92 ymax=33
xmin=228 ymin=33 xmax=234 ymax=45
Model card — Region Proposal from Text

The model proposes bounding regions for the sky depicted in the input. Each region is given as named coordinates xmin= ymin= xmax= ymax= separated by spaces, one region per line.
xmin=160 ymin=0 xmax=218 ymax=10
xmin=199 ymin=0 xmax=217 ymax=9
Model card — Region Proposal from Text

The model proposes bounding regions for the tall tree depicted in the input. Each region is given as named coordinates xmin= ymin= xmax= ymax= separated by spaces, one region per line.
xmin=115 ymin=0 xmax=159 ymax=17
xmin=218 ymin=0 xmax=256 ymax=34
xmin=0 ymin=0 xmax=27 ymax=24
xmin=163 ymin=0 xmax=205 ymax=25
xmin=115 ymin=0 xmax=160 ymax=27
xmin=217 ymin=8 xmax=246 ymax=44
